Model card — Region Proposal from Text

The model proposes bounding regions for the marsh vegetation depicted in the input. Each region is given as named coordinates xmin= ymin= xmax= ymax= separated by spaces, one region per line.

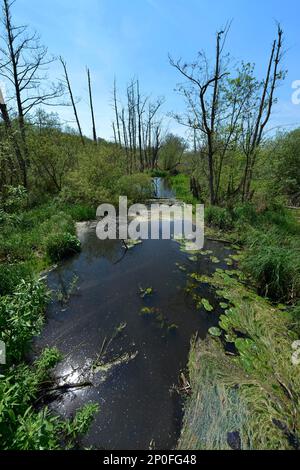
xmin=0 ymin=0 xmax=299 ymax=451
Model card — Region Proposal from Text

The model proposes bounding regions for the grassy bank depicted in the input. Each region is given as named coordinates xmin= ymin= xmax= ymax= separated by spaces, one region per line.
xmin=178 ymin=270 xmax=300 ymax=449
xmin=169 ymin=174 xmax=300 ymax=450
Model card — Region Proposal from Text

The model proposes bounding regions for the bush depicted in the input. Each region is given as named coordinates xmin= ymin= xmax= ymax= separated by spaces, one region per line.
xmin=46 ymin=232 xmax=81 ymax=262
xmin=205 ymin=206 xmax=233 ymax=230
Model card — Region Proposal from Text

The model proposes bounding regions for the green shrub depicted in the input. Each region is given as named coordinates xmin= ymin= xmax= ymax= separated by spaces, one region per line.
xmin=205 ymin=206 xmax=233 ymax=230
xmin=46 ymin=232 xmax=81 ymax=262
xmin=0 ymin=280 xmax=49 ymax=364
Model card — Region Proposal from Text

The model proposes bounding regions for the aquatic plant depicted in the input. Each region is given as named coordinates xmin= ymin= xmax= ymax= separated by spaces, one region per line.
xmin=139 ymin=286 xmax=154 ymax=298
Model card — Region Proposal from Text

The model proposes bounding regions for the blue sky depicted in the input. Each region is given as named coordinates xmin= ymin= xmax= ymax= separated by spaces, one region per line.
xmin=9 ymin=0 xmax=300 ymax=140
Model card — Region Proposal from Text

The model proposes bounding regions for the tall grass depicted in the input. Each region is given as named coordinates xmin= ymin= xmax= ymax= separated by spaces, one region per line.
xmin=241 ymin=228 xmax=300 ymax=302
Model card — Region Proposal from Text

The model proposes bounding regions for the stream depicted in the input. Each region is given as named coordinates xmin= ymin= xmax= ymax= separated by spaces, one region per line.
xmin=32 ymin=178 xmax=232 ymax=450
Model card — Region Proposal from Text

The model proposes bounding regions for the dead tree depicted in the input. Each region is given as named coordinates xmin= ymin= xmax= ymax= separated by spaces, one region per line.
xmin=170 ymin=28 xmax=229 ymax=204
xmin=59 ymin=57 xmax=84 ymax=145
xmin=111 ymin=78 xmax=164 ymax=173
xmin=87 ymin=67 xmax=97 ymax=143
xmin=113 ymin=78 xmax=121 ymax=147
xmin=0 ymin=0 xmax=63 ymax=187
xmin=241 ymin=25 xmax=284 ymax=201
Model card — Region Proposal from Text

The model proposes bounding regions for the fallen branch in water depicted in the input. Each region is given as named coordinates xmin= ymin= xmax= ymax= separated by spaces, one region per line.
xmin=42 ymin=381 xmax=93 ymax=394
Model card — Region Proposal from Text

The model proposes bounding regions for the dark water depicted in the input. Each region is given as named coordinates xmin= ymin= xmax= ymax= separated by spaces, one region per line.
xmin=32 ymin=181 xmax=232 ymax=450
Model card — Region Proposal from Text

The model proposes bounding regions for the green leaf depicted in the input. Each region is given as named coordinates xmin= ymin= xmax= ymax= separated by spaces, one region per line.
xmin=201 ymin=298 xmax=214 ymax=312
xmin=208 ymin=327 xmax=222 ymax=337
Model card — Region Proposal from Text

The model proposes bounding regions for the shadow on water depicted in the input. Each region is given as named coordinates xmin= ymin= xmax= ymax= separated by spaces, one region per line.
xmin=32 ymin=182 xmax=232 ymax=450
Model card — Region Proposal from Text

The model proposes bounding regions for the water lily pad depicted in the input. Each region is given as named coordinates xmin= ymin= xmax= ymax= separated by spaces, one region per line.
xmin=140 ymin=307 xmax=156 ymax=316
xmin=225 ymin=258 xmax=233 ymax=266
xmin=220 ymin=302 xmax=229 ymax=309
xmin=210 ymin=256 xmax=220 ymax=264
xmin=208 ymin=327 xmax=222 ymax=337
xmin=201 ymin=298 xmax=214 ymax=312
xmin=199 ymin=250 xmax=213 ymax=256
xmin=190 ymin=273 xmax=207 ymax=283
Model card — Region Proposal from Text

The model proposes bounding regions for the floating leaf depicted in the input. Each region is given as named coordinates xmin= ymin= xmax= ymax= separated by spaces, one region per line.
xmin=201 ymin=298 xmax=214 ymax=312
xmin=199 ymin=250 xmax=213 ymax=256
xmin=225 ymin=258 xmax=233 ymax=266
xmin=140 ymin=307 xmax=156 ymax=316
xmin=220 ymin=302 xmax=229 ymax=309
xmin=210 ymin=256 xmax=220 ymax=264
xmin=139 ymin=286 xmax=154 ymax=298
xmin=208 ymin=327 xmax=222 ymax=337
xmin=190 ymin=273 xmax=207 ymax=283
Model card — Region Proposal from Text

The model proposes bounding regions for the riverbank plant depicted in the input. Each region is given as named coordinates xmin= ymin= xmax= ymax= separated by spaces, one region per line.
xmin=178 ymin=270 xmax=300 ymax=450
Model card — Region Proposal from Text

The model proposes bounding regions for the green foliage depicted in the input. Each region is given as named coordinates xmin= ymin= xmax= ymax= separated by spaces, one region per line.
xmin=179 ymin=271 xmax=300 ymax=450
xmin=208 ymin=327 xmax=222 ymax=337
xmin=0 ymin=280 xmax=49 ymax=364
xmin=158 ymin=134 xmax=186 ymax=171
xmin=0 ymin=262 xmax=33 ymax=296
xmin=118 ymin=173 xmax=153 ymax=203
xmin=273 ymin=129 xmax=300 ymax=205
xmin=0 ymin=349 xmax=99 ymax=450
xmin=65 ymin=204 xmax=95 ymax=222
xmin=205 ymin=206 xmax=233 ymax=230
xmin=0 ymin=185 xmax=27 ymax=213
xmin=170 ymin=174 xmax=197 ymax=205
xmin=241 ymin=228 xmax=300 ymax=302
xmin=46 ymin=232 xmax=81 ymax=262
xmin=60 ymin=142 xmax=126 ymax=205
xmin=150 ymin=169 xmax=168 ymax=178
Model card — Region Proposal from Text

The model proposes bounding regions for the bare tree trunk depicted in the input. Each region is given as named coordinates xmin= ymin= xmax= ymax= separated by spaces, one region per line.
xmin=244 ymin=26 xmax=283 ymax=200
xmin=113 ymin=78 xmax=122 ymax=147
xmin=3 ymin=0 xmax=28 ymax=186
xmin=60 ymin=57 xmax=85 ymax=145
xmin=112 ymin=122 xmax=117 ymax=145
xmin=87 ymin=68 xmax=97 ymax=143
